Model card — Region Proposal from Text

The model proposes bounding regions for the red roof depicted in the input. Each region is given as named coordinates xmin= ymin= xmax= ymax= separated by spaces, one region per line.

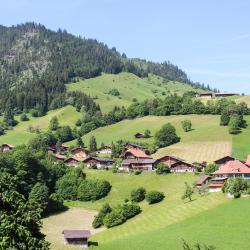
xmin=124 ymin=148 xmax=151 ymax=158
xmin=196 ymin=175 xmax=211 ymax=185
xmin=52 ymin=154 xmax=66 ymax=160
xmin=2 ymin=143 xmax=14 ymax=149
xmin=213 ymin=160 xmax=250 ymax=175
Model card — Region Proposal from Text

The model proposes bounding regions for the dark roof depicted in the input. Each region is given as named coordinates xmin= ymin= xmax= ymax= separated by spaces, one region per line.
xmin=83 ymin=156 xmax=114 ymax=163
xmin=157 ymin=155 xmax=185 ymax=162
xmin=98 ymin=146 xmax=111 ymax=150
xmin=122 ymin=158 xmax=157 ymax=165
xmin=196 ymin=175 xmax=211 ymax=185
xmin=199 ymin=92 xmax=213 ymax=96
xmin=2 ymin=143 xmax=14 ymax=148
xmin=170 ymin=161 xmax=195 ymax=168
xmin=127 ymin=143 xmax=143 ymax=148
xmin=214 ymin=156 xmax=235 ymax=164
xmin=63 ymin=230 xmax=91 ymax=239
xmin=71 ymin=147 xmax=90 ymax=153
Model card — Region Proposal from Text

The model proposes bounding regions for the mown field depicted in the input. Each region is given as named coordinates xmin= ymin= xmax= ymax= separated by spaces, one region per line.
xmin=68 ymin=114 xmax=232 ymax=163
xmin=66 ymin=72 xmax=203 ymax=113
xmin=42 ymin=170 xmax=227 ymax=250
xmin=0 ymin=106 xmax=81 ymax=145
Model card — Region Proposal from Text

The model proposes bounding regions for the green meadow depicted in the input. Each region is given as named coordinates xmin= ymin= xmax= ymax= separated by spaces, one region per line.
xmin=66 ymin=72 xmax=203 ymax=113
xmin=44 ymin=170 xmax=227 ymax=250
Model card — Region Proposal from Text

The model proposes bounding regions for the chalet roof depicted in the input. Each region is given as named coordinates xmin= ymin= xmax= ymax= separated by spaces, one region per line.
xmin=71 ymin=147 xmax=90 ymax=153
xmin=126 ymin=142 xmax=143 ymax=149
xmin=215 ymin=93 xmax=238 ymax=96
xmin=214 ymin=156 xmax=235 ymax=164
xmin=199 ymin=92 xmax=213 ymax=96
xmin=64 ymin=156 xmax=80 ymax=163
xmin=121 ymin=158 xmax=157 ymax=165
xmin=213 ymin=160 xmax=250 ymax=175
xmin=2 ymin=143 xmax=14 ymax=148
xmin=157 ymin=155 xmax=185 ymax=162
xmin=52 ymin=154 xmax=66 ymax=160
xmin=98 ymin=145 xmax=111 ymax=150
xmin=63 ymin=230 xmax=91 ymax=239
xmin=124 ymin=148 xmax=151 ymax=158
xmin=83 ymin=156 xmax=114 ymax=163
xmin=196 ymin=175 xmax=211 ymax=185
xmin=170 ymin=161 xmax=195 ymax=168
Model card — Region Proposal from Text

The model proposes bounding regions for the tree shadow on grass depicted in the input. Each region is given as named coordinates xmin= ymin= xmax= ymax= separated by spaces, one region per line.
xmin=183 ymin=198 xmax=197 ymax=204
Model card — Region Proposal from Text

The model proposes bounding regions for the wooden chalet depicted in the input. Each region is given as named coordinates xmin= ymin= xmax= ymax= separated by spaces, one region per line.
xmin=170 ymin=161 xmax=196 ymax=173
xmin=83 ymin=156 xmax=114 ymax=169
xmin=209 ymin=177 xmax=228 ymax=192
xmin=215 ymin=93 xmax=238 ymax=98
xmin=196 ymin=175 xmax=211 ymax=187
xmin=71 ymin=147 xmax=90 ymax=161
xmin=64 ymin=157 xmax=81 ymax=167
xmin=47 ymin=145 xmax=69 ymax=154
xmin=51 ymin=154 xmax=66 ymax=161
xmin=126 ymin=143 xmax=143 ymax=150
xmin=134 ymin=132 xmax=145 ymax=139
xmin=198 ymin=92 xmax=213 ymax=99
xmin=157 ymin=155 xmax=185 ymax=165
xmin=120 ymin=158 xmax=157 ymax=172
xmin=97 ymin=146 xmax=112 ymax=154
xmin=1 ymin=143 xmax=14 ymax=152
xmin=63 ymin=230 xmax=91 ymax=248
xmin=214 ymin=156 xmax=235 ymax=166
xmin=123 ymin=148 xmax=151 ymax=159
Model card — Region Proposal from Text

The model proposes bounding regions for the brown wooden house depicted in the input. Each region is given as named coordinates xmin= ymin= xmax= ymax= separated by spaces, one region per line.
xmin=63 ymin=230 xmax=91 ymax=248
xmin=170 ymin=161 xmax=196 ymax=173
xmin=51 ymin=154 xmax=66 ymax=161
xmin=198 ymin=92 xmax=213 ymax=99
xmin=123 ymin=148 xmax=151 ymax=159
xmin=71 ymin=147 xmax=90 ymax=161
xmin=120 ymin=158 xmax=157 ymax=172
xmin=64 ymin=157 xmax=81 ymax=167
xmin=97 ymin=146 xmax=112 ymax=154
xmin=196 ymin=175 xmax=211 ymax=187
xmin=47 ymin=145 xmax=69 ymax=154
xmin=157 ymin=155 xmax=185 ymax=165
xmin=83 ymin=157 xmax=114 ymax=169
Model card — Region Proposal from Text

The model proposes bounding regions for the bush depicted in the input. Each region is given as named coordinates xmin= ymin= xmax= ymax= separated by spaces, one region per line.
xmin=75 ymin=119 xmax=82 ymax=127
xmin=92 ymin=203 xmax=112 ymax=228
xmin=108 ymin=88 xmax=120 ymax=96
xmin=146 ymin=191 xmax=165 ymax=204
xmin=156 ymin=163 xmax=170 ymax=174
xmin=181 ymin=120 xmax=192 ymax=132
xmin=131 ymin=187 xmax=146 ymax=202
xmin=122 ymin=203 xmax=141 ymax=219
xmin=46 ymin=193 xmax=65 ymax=215
xmin=103 ymin=208 xmax=126 ymax=228
xmin=77 ymin=179 xmax=111 ymax=201
xmin=56 ymin=175 xmax=79 ymax=200
xmin=20 ymin=113 xmax=29 ymax=121
xmin=204 ymin=163 xmax=218 ymax=175
xmin=30 ymin=109 xmax=39 ymax=117
xmin=134 ymin=169 xmax=142 ymax=175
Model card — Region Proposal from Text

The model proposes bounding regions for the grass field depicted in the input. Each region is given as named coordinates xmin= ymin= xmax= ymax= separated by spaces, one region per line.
xmin=42 ymin=170 xmax=227 ymax=249
xmin=67 ymin=115 xmax=232 ymax=163
xmin=0 ymin=106 xmax=81 ymax=145
xmin=66 ymin=73 xmax=203 ymax=113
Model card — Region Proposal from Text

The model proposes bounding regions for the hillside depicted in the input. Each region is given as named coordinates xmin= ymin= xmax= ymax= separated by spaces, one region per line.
xmin=67 ymin=72 xmax=204 ymax=112
xmin=0 ymin=22 xmax=209 ymax=114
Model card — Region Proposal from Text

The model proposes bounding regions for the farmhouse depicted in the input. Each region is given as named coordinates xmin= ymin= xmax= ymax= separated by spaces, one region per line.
xmin=157 ymin=155 xmax=185 ymax=165
xmin=97 ymin=145 xmax=112 ymax=154
xmin=83 ymin=156 xmax=114 ymax=169
xmin=209 ymin=160 xmax=250 ymax=191
xmin=120 ymin=158 xmax=157 ymax=172
xmin=196 ymin=175 xmax=211 ymax=187
xmin=214 ymin=156 xmax=235 ymax=166
xmin=215 ymin=93 xmax=238 ymax=98
xmin=64 ymin=157 xmax=81 ymax=167
xmin=134 ymin=132 xmax=145 ymax=139
xmin=126 ymin=143 xmax=143 ymax=150
xmin=123 ymin=148 xmax=151 ymax=159
xmin=63 ymin=230 xmax=91 ymax=248
xmin=198 ymin=92 xmax=213 ymax=99
xmin=71 ymin=147 xmax=90 ymax=160
xmin=170 ymin=161 xmax=196 ymax=173
xmin=1 ymin=143 xmax=14 ymax=152
xmin=47 ymin=145 xmax=69 ymax=154
xmin=51 ymin=154 xmax=66 ymax=161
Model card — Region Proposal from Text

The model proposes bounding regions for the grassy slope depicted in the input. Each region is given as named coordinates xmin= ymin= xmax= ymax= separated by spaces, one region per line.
xmin=49 ymin=170 xmax=226 ymax=250
xmin=66 ymin=72 xmax=203 ymax=113
xmin=0 ymin=106 xmax=81 ymax=145
xmin=67 ymin=115 xmax=232 ymax=163
xmin=236 ymin=95 xmax=250 ymax=107
xmin=95 ymin=198 xmax=250 ymax=250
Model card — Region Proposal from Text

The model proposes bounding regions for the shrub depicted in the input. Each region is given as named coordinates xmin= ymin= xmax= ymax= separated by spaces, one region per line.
xmin=103 ymin=208 xmax=126 ymax=228
xmin=122 ymin=204 xmax=141 ymax=219
xmin=146 ymin=191 xmax=165 ymax=204
xmin=156 ymin=163 xmax=170 ymax=174
xmin=131 ymin=187 xmax=146 ymax=202
xmin=56 ymin=175 xmax=79 ymax=200
xmin=30 ymin=109 xmax=39 ymax=117
xmin=204 ymin=163 xmax=218 ymax=175
xmin=92 ymin=203 xmax=112 ymax=228
xmin=77 ymin=179 xmax=111 ymax=201
xmin=134 ymin=169 xmax=142 ymax=175
xmin=108 ymin=88 xmax=120 ymax=96
xmin=75 ymin=119 xmax=82 ymax=127
xmin=181 ymin=120 xmax=192 ymax=132
xmin=46 ymin=193 xmax=65 ymax=215
xmin=20 ymin=113 xmax=29 ymax=121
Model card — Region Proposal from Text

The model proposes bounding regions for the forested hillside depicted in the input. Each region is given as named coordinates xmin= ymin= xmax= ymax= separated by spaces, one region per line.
xmin=0 ymin=22 xmax=211 ymax=114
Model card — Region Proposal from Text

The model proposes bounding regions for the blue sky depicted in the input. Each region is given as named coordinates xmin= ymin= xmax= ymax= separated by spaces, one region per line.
xmin=1 ymin=0 xmax=250 ymax=93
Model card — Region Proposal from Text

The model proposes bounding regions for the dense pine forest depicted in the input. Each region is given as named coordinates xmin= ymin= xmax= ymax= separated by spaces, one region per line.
xmin=0 ymin=22 xmax=211 ymax=114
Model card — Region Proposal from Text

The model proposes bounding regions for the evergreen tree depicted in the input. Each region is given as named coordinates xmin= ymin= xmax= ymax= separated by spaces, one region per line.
xmin=89 ymin=136 xmax=97 ymax=152
xmin=49 ymin=116 xmax=59 ymax=131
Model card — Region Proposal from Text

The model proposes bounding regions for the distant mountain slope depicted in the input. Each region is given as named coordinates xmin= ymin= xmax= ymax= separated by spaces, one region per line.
xmin=67 ymin=72 xmax=205 ymax=112
xmin=0 ymin=22 xmax=211 ymax=113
